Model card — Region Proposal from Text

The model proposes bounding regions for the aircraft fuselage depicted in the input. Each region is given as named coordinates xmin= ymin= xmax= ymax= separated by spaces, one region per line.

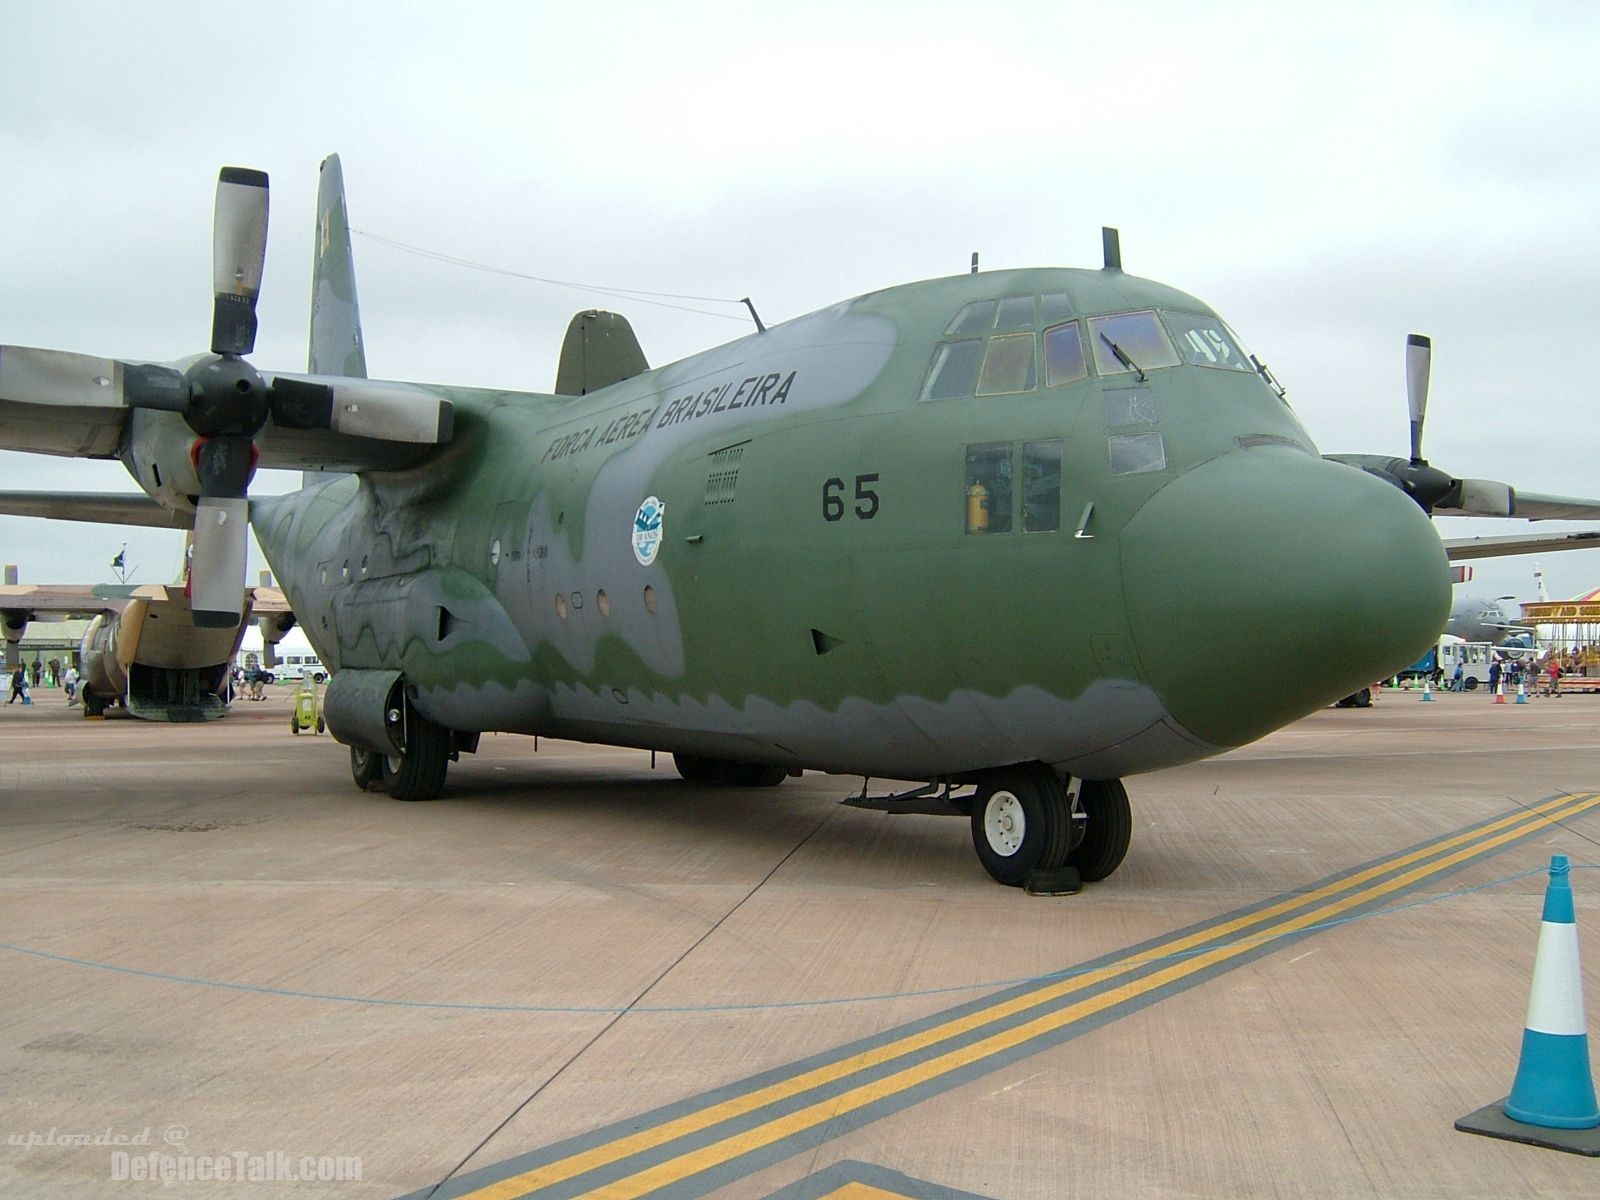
xmin=252 ymin=265 xmax=1450 ymax=782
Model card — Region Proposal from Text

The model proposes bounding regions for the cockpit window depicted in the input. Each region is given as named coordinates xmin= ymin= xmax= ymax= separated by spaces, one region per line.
xmin=1088 ymin=310 xmax=1181 ymax=377
xmin=1040 ymin=292 xmax=1073 ymax=324
xmin=975 ymin=333 xmax=1036 ymax=396
xmin=947 ymin=301 xmax=996 ymax=335
xmin=1043 ymin=322 xmax=1087 ymax=387
xmin=1161 ymin=311 xmax=1253 ymax=372
xmin=994 ymin=295 xmax=1034 ymax=330
xmin=923 ymin=340 xmax=984 ymax=400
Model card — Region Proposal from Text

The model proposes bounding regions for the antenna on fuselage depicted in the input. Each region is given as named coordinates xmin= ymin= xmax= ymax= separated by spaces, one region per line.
xmin=740 ymin=297 xmax=767 ymax=334
xmin=970 ymin=252 xmax=979 ymax=274
xmin=1101 ymin=227 xmax=1122 ymax=271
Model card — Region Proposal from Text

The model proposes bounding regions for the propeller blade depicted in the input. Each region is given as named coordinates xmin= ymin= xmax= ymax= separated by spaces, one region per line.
xmin=0 ymin=345 xmax=127 ymax=408
xmin=1444 ymin=478 xmax=1514 ymax=518
xmin=0 ymin=346 xmax=188 ymax=412
xmin=264 ymin=373 xmax=453 ymax=443
xmin=1406 ymin=333 xmax=1430 ymax=461
xmin=189 ymin=496 xmax=249 ymax=628
xmin=192 ymin=435 xmax=257 ymax=497
xmin=211 ymin=167 xmax=269 ymax=356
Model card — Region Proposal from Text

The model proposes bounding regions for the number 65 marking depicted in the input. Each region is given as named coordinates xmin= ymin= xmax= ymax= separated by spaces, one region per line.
xmin=823 ymin=474 xmax=880 ymax=521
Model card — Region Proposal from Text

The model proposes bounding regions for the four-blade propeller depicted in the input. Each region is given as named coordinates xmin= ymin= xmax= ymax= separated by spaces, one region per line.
xmin=0 ymin=167 xmax=452 ymax=627
xmin=1326 ymin=333 xmax=1515 ymax=519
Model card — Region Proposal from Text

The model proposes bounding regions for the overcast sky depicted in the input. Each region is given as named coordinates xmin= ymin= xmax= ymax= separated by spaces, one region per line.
xmin=2 ymin=1 xmax=1598 ymax=609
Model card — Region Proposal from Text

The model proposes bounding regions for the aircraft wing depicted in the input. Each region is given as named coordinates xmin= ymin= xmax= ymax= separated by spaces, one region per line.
xmin=1443 ymin=530 xmax=1600 ymax=561
xmin=0 ymin=581 xmax=165 ymax=618
xmin=0 ymin=581 xmax=289 ymax=618
xmin=1476 ymin=491 xmax=1600 ymax=521
xmin=0 ymin=490 xmax=190 ymax=528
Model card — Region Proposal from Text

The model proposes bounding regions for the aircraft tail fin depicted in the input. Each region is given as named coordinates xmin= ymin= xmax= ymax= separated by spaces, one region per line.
xmin=554 ymin=310 xmax=649 ymax=396
xmin=305 ymin=153 xmax=367 ymax=490
xmin=308 ymin=154 xmax=368 ymax=381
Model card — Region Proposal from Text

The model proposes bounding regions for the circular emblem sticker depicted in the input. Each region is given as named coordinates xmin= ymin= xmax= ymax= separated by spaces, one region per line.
xmin=632 ymin=496 xmax=665 ymax=566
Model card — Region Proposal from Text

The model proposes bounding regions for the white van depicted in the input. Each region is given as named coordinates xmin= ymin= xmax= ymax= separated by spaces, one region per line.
xmin=273 ymin=653 xmax=327 ymax=683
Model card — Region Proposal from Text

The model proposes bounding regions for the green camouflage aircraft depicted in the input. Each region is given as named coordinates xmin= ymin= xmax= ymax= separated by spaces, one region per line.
xmin=4 ymin=157 xmax=1600 ymax=885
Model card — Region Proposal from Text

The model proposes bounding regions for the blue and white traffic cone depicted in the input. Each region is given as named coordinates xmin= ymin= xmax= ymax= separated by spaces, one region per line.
xmin=1422 ymin=679 xmax=1434 ymax=702
xmin=1503 ymin=856 xmax=1600 ymax=1129
xmin=1517 ymin=681 xmax=1528 ymax=705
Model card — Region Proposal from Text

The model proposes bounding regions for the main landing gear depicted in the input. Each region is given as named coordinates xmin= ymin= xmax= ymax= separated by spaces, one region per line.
xmin=672 ymin=753 xmax=788 ymax=787
xmin=969 ymin=765 xmax=1130 ymax=887
xmin=348 ymin=712 xmax=454 ymax=802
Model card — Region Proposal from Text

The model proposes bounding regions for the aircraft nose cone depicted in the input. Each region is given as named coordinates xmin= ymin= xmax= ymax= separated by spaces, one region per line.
xmin=1121 ymin=448 xmax=1451 ymax=749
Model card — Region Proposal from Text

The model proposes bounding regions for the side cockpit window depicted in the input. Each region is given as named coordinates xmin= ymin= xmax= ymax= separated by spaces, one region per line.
xmin=1043 ymin=322 xmax=1087 ymax=387
xmin=924 ymin=340 xmax=985 ymax=400
xmin=1161 ymin=311 xmax=1253 ymax=372
xmin=928 ymin=293 xmax=1047 ymax=402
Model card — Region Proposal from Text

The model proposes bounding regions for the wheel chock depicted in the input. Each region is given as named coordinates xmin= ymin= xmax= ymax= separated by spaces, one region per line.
xmin=1024 ymin=866 xmax=1082 ymax=896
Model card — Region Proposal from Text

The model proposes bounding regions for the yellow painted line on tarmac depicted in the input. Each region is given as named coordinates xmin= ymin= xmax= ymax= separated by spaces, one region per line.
xmin=454 ymin=791 xmax=1600 ymax=1200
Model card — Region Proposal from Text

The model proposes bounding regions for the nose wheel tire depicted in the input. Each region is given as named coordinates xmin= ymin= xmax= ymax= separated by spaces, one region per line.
xmin=380 ymin=715 xmax=450 ymax=801
xmin=1069 ymin=778 xmax=1131 ymax=882
xmin=970 ymin=763 xmax=1072 ymax=886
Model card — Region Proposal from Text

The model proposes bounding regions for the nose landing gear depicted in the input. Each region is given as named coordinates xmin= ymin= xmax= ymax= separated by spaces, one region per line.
xmin=970 ymin=765 xmax=1130 ymax=887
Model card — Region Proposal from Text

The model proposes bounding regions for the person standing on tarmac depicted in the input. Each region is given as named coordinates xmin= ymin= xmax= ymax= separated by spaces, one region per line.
xmin=1488 ymin=658 xmax=1502 ymax=696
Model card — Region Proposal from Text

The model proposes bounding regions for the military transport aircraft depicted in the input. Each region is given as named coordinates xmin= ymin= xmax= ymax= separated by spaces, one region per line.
xmin=0 ymin=559 xmax=290 ymax=721
xmin=4 ymin=157 xmax=1600 ymax=886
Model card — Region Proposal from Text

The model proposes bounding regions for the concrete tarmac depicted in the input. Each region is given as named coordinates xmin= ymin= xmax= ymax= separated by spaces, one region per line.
xmin=2 ymin=686 xmax=1599 ymax=1197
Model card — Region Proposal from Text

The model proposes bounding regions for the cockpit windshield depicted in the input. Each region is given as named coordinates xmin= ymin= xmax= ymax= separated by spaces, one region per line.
xmin=1161 ymin=311 xmax=1254 ymax=372
xmin=1087 ymin=311 xmax=1181 ymax=377
xmin=922 ymin=296 xmax=1270 ymax=401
